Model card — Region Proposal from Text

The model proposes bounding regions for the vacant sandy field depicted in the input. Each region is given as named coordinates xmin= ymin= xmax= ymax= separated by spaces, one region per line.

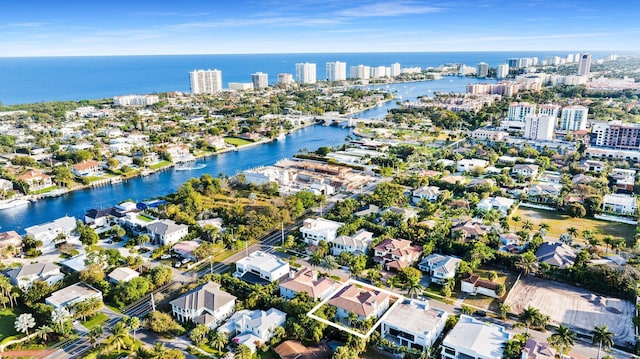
xmin=506 ymin=276 xmax=635 ymax=345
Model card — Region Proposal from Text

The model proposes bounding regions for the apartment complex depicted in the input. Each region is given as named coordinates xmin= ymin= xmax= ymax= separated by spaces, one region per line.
xmin=189 ymin=69 xmax=223 ymax=94
xmin=326 ymin=61 xmax=347 ymax=81
xmin=251 ymin=72 xmax=268 ymax=89
xmin=295 ymin=63 xmax=317 ymax=84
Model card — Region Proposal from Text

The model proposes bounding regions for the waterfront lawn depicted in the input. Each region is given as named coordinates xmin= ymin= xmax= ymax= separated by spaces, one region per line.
xmin=31 ymin=185 xmax=58 ymax=195
xmin=82 ymin=312 xmax=108 ymax=330
xmin=0 ymin=308 xmax=19 ymax=341
xmin=149 ymin=160 xmax=171 ymax=170
xmin=82 ymin=176 xmax=107 ymax=184
xmin=224 ymin=137 xmax=254 ymax=147
xmin=137 ymin=214 xmax=155 ymax=223
xmin=511 ymin=207 xmax=635 ymax=245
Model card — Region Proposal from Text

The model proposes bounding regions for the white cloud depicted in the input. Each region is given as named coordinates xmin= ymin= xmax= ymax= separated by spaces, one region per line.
xmin=336 ymin=1 xmax=442 ymax=17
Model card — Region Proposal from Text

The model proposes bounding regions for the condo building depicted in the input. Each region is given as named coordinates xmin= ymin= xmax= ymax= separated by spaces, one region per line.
xmin=295 ymin=63 xmax=317 ymax=84
xmin=559 ymin=105 xmax=589 ymax=131
xmin=507 ymin=102 xmax=537 ymax=122
xmin=326 ymin=61 xmax=347 ymax=82
xmin=578 ymin=53 xmax=592 ymax=77
xmin=251 ymin=72 xmax=268 ymax=89
xmin=189 ymin=69 xmax=222 ymax=94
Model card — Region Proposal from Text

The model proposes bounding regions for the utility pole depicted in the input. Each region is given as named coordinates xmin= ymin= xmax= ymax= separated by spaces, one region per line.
xmin=150 ymin=293 xmax=156 ymax=312
xmin=281 ymin=221 xmax=285 ymax=246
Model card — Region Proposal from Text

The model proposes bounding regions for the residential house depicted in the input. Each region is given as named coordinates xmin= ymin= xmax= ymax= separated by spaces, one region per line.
xmin=373 ymin=238 xmax=422 ymax=271
xmin=353 ymin=204 xmax=379 ymax=217
xmin=526 ymin=183 xmax=562 ymax=204
xmin=522 ymin=339 xmax=556 ymax=359
xmin=460 ymin=274 xmax=500 ymax=298
xmin=439 ymin=175 xmax=468 ymax=186
xmin=380 ymin=298 xmax=448 ymax=352
xmin=610 ymin=168 xmax=636 ymax=192
xmin=436 ymin=159 xmax=456 ymax=169
xmin=512 ymin=164 xmax=539 ymax=178
xmin=466 ymin=178 xmax=496 ymax=190
xmin=476 ymin=196 xmax=515 ymax=217
xmin=233 ymin=251 xmax=290 ymax=283
xmin=300 ymin=218 xmax=344 ymax=246
xmin=535 ymin=242 xmax=576 ymax=268
xmin=274 ymin=341 xmax=328 ymax=359
xmin=24 ymin=215 xmax=77 ymax=253
xmin=412 ymin=186 xmax=441 ymax=204
xmin=60 ymin=254 xmax=90 ymax=273
xmin=581 ymin=159 xmax=605 ymax=173
xmin=602 ymin=193 xmax=637 ymax=216
xmin=72 ymin=160 xmax=103 ymax=177
xmin=538 ymin=171 xmax=562 ymax=184
xmin=146 ymin=219 xmax=189 ymax=246
xmin=107 ymin=267 xmax=140 ymax=284
xmin=328 ymin=283 xmax=390 ymax=322
xmin=165 ymin=144 xmax=195 ymax=163
xmin=6 ymin=263 xmax=64 ymax=290
xmin=17 ymin=169 xmax=53 ymax=191
xmin=170 ymin=282 xmax=237 ymax=328
xmin=441 ymin=315 xmax=511 ymax=359
xmin=45 ymin=282 xmax=103 ymax=309
xmin=418 ymin=254 xmax=462 ymax=285
xmin=279 ymin=267 xmax=337 ymax=301
xmin=0 ymin=231 xmax=22 ymax=252
xmin=457 ymin=159 xmax=488 ymax=172
xmin=172 ymin=240 xmax=200 ymax=260
xmin=331 ymin=229 xmax=374 ymax=256
xmin=571 ymin=174 xmax=596 ymax=185
xmin=84 ymin=207 xmax=121 ymax=227
xmin=0 ymin=178 xmax=13 ymax=192
xmin=380 ymin=206 xmax=418 ymax=224
xmin=451 ymin=220 xmax=492 ymax=241
xmin=218 ymin=308 xmax=286 ymax=353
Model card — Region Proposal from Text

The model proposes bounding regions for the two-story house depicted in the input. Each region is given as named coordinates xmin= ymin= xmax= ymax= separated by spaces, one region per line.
xmin=300 ymin=218 xmax=344 ymax=246
xmin=6 ymin=263 xmax=64 ymax=290
xmin=380 ymin=298 xmax=448 ymax=352
xmin=170 ymin=282 xmax=237 ymax=329
xmin=45 ymin=282 xmax=103 ymax=310
xmin=218 ymin=308 xmax=286 ymax=353
xmin=72 ymin=160 xmax=103 ymax=177
xmin=279 ymin=267 xmax=337 ymax=301
xmin=418 ymin=254 xmax=462 ymax=285
xmin=233 ymin=251 xmax=290 ymax=283
xmin=327 ymin=283 xmax=390 ymax=323
xmin=146 ymin=219 xmax=189 ymax=246
xmin=373 ymin=238 xmax=422 ymax=271
xmin=441 ymin=315 xmax=511 ymax=359
xmin=331 ymin=229 xmax=374 ymax=256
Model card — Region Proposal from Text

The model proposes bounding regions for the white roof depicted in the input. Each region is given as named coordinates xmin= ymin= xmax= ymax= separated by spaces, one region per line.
xmin=332 ymin=229 xmax=373 ymax=249
xmin=443 ymin=315 xmax=511 ymax=359
xmin=603 ymin=194 xmax=636 ymax=207
xmin=108 ymin=267 xmax=139 ymax=283
xmin=382 ymin=298 xmax=447 ymax=335
xmin=236 ymin=251 xmax=289 ymax=273
xmin=300 ymin=218 xmax=343 ymax=237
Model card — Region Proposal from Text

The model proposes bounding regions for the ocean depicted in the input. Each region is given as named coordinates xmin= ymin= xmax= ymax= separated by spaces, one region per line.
xmin=0 ymin=51 xmax=611 ymax=105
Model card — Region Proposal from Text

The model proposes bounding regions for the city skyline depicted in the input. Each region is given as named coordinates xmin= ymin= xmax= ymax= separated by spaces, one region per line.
xmin=1 ymin=0 xmax=639 ymax=57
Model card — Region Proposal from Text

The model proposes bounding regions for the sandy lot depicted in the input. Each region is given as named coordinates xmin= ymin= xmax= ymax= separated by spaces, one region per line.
xmin=506 ymin=276 xmax=636 ymax=346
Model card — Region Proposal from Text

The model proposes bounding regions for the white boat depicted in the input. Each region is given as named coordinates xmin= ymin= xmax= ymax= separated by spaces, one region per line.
xmin=276 ymin=133 xmax=286 ymax=141
xmin=0 ymin=199 xmax=30 ymax=210
xmin=175 ymin=163 xmax=207 ymax=171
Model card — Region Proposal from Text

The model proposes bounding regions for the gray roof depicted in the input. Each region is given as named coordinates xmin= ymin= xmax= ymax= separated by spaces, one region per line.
xmin=170 ymin=282 xmax=236 ymax=313
xmin=6 ymin=262 xmax=60 ymax=283
xmin=535 ymin=242 xmax=576 ymax=268
xmin=147 ymin=219 xmax=188 ymax=236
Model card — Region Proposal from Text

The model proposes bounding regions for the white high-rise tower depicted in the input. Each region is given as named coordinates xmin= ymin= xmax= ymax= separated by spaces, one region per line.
xmin=295 ymin=63 xmax=317 ymax=84
xmin=326 ymin=61 xmax=347 ymax=81
xmin=189 ymin=69 xmax=222 ymax=94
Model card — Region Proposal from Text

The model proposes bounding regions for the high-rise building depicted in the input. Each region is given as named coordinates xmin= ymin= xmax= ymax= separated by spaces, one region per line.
xmin=507 ymin=102 xmax=537 ymax=122
xmin=390 ymin=63 xmax=401 ymax=77
xmin=496 ymin=64 xmax=509 ymax=79
xmin=559 ymin=105 xmax=589 ymax=131
xmin=295 ymin=63 xmax=317 ymax=84
xmin=539 ymin=104 xmax=561 ymax=119
xmin=578 ymin=53 xmax=592 ymax=77
xmin=189 ymin=69 xmax=222 ymax=94
xmin=251 ymin=72 xmax=268 ymax=89
xmin=325 ymin=61 xmax=347 ymax=82
xmin=477 ymin=62 xmax=489 ymax=78
xmin=524 ymin=115 xmax=555 ymax=141
xmin=592 ymin=120 xmax=640 ymax=149
xmin=278 ymin=73 xmax=294 ymax=85
xmin=350 ymin=65 xmax=370 ymax=80
xmin=371 ymin=66 xmax=387 ymax=78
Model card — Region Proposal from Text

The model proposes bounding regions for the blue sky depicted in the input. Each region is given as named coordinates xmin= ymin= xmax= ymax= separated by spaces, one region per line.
xmin=1 ymin=0 xmax=638 ymax=56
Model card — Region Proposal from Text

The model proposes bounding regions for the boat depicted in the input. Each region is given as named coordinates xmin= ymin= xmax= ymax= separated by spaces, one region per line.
xmin=175 ymin=163 xmax=207 ymax=171
xmin=276 ymin=133 xmax=286 ymax=141
xmin=0 ymin=199 xmax=30 ymax=210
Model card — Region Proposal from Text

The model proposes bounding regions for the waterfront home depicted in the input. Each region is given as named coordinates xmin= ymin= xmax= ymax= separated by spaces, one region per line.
xmin=0 ymin=178 xmax=13 ymax=192
xmin=535 ymin=242 xmax=576 ymax=268
xmin=218 ymin=308 xmax=286 ymax=353
xmin=107 ymin=267 xmax=140 ymax=284
xmin=165 ymin=144 xmax=195 ymax=163
xmin=418 ymin=254 xmax=462 ymax=285
xmin=380 ymin=298 xmax=448 ymax=351
xmin=331 ymin=229 xmax=374 ymax=256
xmin=233 ymin=251 xmax=289 ymax=283
xmin=24 ymin=215 xmax=76 ymax=253
xmin=476 ymin=196 xmax=515 ymax=217
xmin=300 ymin=218 xmax=344 ymax=246
xmin=372 ymin=238 xmax=422 ymax=271
xmin=412 ymin=186 xmax=441 ymax=204
xmin=72 ymin=160 xmax=103 ymax=177
xmin=6 ymin=263 xmax=64 ymax=290
xmin=279 ymin=267 xmax=337 ymax=301
xmin=328 ymin=282 xmax=390 ymax=323
xmin=0 ymin=231 xmax=22 ymax=252
xmin=170 ymin=282 xmax=236 ymax=329
xmin=146 ymin=219 xmax=188 ymax=246
xmin=17 ymin=169 xmax=53 ymax=191
xmin=84 ymin=207 xmax=122 ymax=227
xmin=45 ymin=282 xmax=103 ymax=310
xmin=441 ymin=315 xmax=511 ymax=359
xmin=460 ymin=274 xmax=499 ymax=298
xmin=602 ymin=193 xmax=637 ymax=216
xmin=512 ymin=164 xmax=539 ymax=178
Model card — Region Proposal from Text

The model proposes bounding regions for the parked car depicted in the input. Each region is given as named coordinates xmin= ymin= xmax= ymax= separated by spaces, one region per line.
xmin=160 ymin=254 xmax=171 ymax=260
xmin=181 ymin=258 xmax=191 ymax=264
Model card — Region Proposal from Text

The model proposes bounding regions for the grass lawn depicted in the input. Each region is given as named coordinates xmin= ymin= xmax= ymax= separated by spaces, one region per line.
xmin=137 ymin=214 xmax=155 ymax=223
xmin=511 ymin=207 xmax=635 ymax=245
xmin=224 ymin=137 xmax=254 ymax=147
xmin=0 ymin=308 xmax=20 ymax=341
xmin=82 ymin=312 xmax=108 ymax=330
xmin=463 ymin=268 xmax=517 ymax=312
xmin=105 ymin=304 xmax=121 ymax=314
xmin=82 ymin=176 xmax=108 ymax=184
xmin=31 ymin=185 xmax=58 ymax=195
xmin=149 ymin=160 xmax=171 ymax=170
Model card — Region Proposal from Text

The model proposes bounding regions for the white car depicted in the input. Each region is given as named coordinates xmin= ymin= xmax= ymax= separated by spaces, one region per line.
xmin=181 ymin=258 xmax=191 ymax=264
xmin=160 ymin=254 xmax=171 ymax=260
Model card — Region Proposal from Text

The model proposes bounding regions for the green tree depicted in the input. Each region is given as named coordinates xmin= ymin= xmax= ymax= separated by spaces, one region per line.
xmin=144 ymin=310 xmax=184 ymax=336
xmin=210 ymin=330 xmax=229 ymax=351
xmin=189 ymin=324 xmax=210 ymax=346
xmin=14 ymin=313 xmax=35 ymax=335
xmin=149 ymin=265 xmax=173 ymax=287
xmin=518 ymin=306 xmax=541 ymax=334
xmin=516 ymin=251 xmax=539 ymax=276
xmin=234 ymin=344 xmax=252 ymax=359
xmin=548 ymin=324 xmax=575 ymax=355
xmin=591 ymin=325 xmax=614 ymax=359
xmin=88 ymin=325 xmax=103 ymax=348
xmin=129 ymin=316 xmax=140 ymax=340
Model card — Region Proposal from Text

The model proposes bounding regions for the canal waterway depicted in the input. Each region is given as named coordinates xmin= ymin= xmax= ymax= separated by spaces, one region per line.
xmin=0 ymin=77 xmax=494 ymax=233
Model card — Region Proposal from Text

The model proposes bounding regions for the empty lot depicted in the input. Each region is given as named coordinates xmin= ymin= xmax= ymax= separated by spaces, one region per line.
xmin=506 ymin=276 xmax=635 ymax=346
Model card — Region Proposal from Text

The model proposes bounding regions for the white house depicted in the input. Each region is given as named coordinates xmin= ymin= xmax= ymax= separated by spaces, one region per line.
xmin=511 ymin=164 xmax=539 ymax=178
xmin=6 ymin=263 xmax=64 ymax=290
xmin=72 ymin=160 xmax=103 ymax=177
xmin=418 ymin=254 xmax=461 ymax=285
xmin=441 ymin=315 xmax=511 ymax=359
xmin=24 ymin=215 xmax=77 ymax=253
xmin=476 ymin=197 xmax=515 ymax=217
xmin=233 ymin=251 xmax=290 ymax=283
xmin=460 ymin=274 xmax=499 ymax=298
xmin=300 ymin=218 xmax=344 ymax=246
xmin=146 ymin=219 xmax=189 ymax=246
xmin=107 ymin=267 xmax=140 ymax=284
xmin=45 ymin=282 xmax=103 ymax=310
xmin=170 ymin=282 xmax=237 ymax=329
xmin=328 ymin=283 xmax=390 ymax=322
xmin=581 ymin=159 xmax=605 ymax=173
xmin=331 ymin=229 xmax=374 ymax=256
xmin=602 ymin=193 xmax=637 ymax=216
xmin=456 ymin=159 xmax=488 ymax=172
xmin=279 ymin=267 xmax=337 ymax=301
xmin=218 ymin=308 xmax=286 ymax=353
xmin=0 ymin=178 xmax=13 ymax=192
xmin=412 ymin=186 xmax=441 ymax=204
xmin=381 ymin=298 xmax=448 ymax=352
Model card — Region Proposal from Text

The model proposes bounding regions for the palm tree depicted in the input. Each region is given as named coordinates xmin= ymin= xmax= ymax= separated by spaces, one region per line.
xmin=548 ymin=324 xmax=576 ymax=356
xmin=512 ymin=216 xmax=521 ymax=232
xmin=129 ymin=316 xmax=140 ymax=340
xmin=518 ymin=306 xmax=540 ymax=334
xmin=14 ymin=313 xmax=35 ymax=335
xmin=603 ymin=235 xmax=614 ymax=254
xmin=407 ymin=281 xmax=423 ymax=299
xmin=567 ymin=226 xmax=578 ymax=238
xmin=539 ymin=223 xmax=550 ymax=232
xmin=320 ymin=255 xmax=338 ymax=271
xmin=108 ymin=321 xmax=131 ymax=352
xmin=309 ymin=254 xmax=322 ymax=268
xmin=235 ymin=344 xmax=252 ymax=359
xmin=522 ymin=220 xmax=534 ymax=232
xmin=210 ymin=330 xmax=228 ymax=352
xmin=591 ymin=325 xmax=614 ymax=359
xmin=88 ymin=325 xmax=104 ymax=348
xmin=516 ymin=253 xmax=539 ymax=276
xmin=498 ymin=303 xmax=511 ymax=320
xmin=35 ymin=325 xmax=53 ymax=343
